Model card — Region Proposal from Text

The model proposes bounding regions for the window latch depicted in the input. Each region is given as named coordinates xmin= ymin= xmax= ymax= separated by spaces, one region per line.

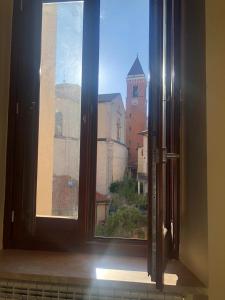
xmin=162 ymin=148 xmax=180 ymax=163
xmin=166 ymin=153 xmax=180 ymax=159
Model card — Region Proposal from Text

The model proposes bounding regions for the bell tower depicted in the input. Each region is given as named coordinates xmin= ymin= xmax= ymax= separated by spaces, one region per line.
xmin=126 ymin=56 xmax=147 ymax=175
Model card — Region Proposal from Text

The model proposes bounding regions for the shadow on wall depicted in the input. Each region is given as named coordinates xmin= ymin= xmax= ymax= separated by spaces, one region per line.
xmin=0 ymin=0 xmax=13 ymax=249
xmin=180 ymin=0 xmax=208 ymax=287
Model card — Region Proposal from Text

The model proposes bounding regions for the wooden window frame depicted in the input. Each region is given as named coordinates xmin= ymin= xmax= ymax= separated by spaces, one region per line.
xmin=3 ymin=0 xmax=148 ymax=256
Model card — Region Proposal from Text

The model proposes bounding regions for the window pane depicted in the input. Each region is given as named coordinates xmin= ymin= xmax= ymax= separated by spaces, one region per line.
xmin=95 ymin=0 xmax=149 ymax=239
xmin=36 ymin=2 xmax=84 ymax=219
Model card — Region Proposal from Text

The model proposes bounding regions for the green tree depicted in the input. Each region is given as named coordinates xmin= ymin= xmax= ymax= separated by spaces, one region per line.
xmin=96 ymin=206 xmax=147 ymax=239
xmin=97 ymin=176 xmax=148 ymax=239
xmin=109 ymin=176 xmax=147 ymax=211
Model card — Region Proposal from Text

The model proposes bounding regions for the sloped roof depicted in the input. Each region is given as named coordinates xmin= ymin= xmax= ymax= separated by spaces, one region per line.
xmin=98 ymin=93 xmax=121 ymax=103
xmin=128 ymin=56 xmax=145 ymax=76
xmin=96 ymin=192 xmax=110 ymax=203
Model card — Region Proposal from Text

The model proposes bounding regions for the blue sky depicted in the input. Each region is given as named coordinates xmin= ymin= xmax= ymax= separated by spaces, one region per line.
xmin=55 ymin=0 xmax=149 ymax=101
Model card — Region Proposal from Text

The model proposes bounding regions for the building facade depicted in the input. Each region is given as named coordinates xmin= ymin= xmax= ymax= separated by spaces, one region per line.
xmin=52 ymin=83 xmax=81 ymax=218
xmin=49 ymin=88 xmax=128 ymax=221
xmin=137 ymin=130 xmax=148 ymax=195
xmin=96 ymin=93 xmax=128 ymax=195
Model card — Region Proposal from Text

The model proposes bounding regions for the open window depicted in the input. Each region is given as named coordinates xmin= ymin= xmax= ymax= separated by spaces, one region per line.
xmin=95 ymin=0 xmax=149 ymax=240
xmin=4 ymin=0 xmax=100 ymax=250
xmin=4 ymin=0 xmax=181 ymax=290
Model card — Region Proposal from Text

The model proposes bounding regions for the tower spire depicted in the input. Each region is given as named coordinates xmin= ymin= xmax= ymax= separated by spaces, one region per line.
xmin=127 ymin=56 xmax=145 ymax=77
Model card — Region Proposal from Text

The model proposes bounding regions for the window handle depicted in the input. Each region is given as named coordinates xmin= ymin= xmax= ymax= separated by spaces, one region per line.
xmin=166 ymin=153 xmax=180 ymax=159
xmin=162 ymin=148 xmax=180 ymax=163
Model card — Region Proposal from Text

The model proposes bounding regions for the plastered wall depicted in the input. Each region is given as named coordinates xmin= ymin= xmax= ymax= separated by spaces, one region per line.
xmin=0 ymin=0 xmax=13 ymax=249
xmin=205 ymin=0 xmax=225 ymax=299
xmin=36 ymin=5 xmax=57 ymax=216
xmin=180 ymin=0 xmax=208 ymax=286
xmin=181 ymin=1 xmax=225 ymax=298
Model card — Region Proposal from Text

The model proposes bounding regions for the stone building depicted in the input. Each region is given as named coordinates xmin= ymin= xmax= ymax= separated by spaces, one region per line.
xmin=96 ymin=93 xmax=128 ymax=195
xmin=52 ymin=83 xmax=81 ymax=218
xmin=137 ymin=130 xmax=148 ymax=195
xmin=50 ymin=88 xmax=128 ymax=221
xmin=96 ymin=93 xmax=128 ymax=224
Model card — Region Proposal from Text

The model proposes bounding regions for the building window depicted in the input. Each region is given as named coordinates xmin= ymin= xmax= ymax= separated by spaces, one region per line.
xmin=55 ymin=111 xmax=63 ymax=137
xmin=117 ymin=118 xmax=121 ymax=141
xmin=133 ymin=85 xmax=139 ymax=97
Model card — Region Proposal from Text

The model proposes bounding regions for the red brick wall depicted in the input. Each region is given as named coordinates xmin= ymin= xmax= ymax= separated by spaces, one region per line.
xmin=126 ymin=77 xmax=147 ymax=169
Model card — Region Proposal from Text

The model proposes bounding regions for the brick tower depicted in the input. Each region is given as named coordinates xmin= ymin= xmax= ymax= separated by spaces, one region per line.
xmin=126 ymin=56 xmax=147 ymax=176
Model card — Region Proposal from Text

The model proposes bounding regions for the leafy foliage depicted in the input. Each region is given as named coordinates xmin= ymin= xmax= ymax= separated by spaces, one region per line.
xmin=96 ymin=206 xmax=146 ymax=238
xmin=96 ymin=176 xmax=147 ymax=239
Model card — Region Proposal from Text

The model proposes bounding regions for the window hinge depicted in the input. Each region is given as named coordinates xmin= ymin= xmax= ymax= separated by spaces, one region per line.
xmin=11 ymin=210 xmax=15 ymax=223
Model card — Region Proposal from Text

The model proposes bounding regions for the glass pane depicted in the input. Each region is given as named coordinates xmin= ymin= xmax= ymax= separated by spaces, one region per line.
xmin=95 ymin=0 xmax=149 ymax=239
xmin=36 ymin=2 xmax=84 ymax=219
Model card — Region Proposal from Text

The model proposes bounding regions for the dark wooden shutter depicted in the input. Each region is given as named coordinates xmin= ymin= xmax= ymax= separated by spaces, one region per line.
xmin=148 ymin=0 xmax=181 ymax=289
xmin=4 ymin=0 xmax=42 ymax=247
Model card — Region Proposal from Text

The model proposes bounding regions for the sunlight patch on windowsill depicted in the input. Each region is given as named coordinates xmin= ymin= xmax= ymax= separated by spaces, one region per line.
xmin=96 ymin=268 xmax=178 ymax=286
xmin=36 ymin=215 xmax=78 ymax=220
